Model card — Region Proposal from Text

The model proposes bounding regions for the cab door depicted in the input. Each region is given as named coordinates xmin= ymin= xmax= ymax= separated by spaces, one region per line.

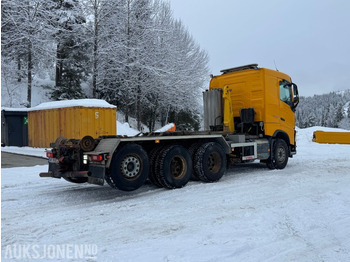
xmin=278 ymin=80 xmax=295 ymax=145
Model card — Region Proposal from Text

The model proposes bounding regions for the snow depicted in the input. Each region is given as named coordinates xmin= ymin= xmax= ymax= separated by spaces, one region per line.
xmin=155 ymin=123 xmax=175 ymax=132
xmin=1 ymin=147 xmax=48 ymax=158
xmin=1 ymin=107 xmax=29 ymax=112
xmin=117 ymin=111 xmax=150 ymax=132
xmin=2 ymin=127 xmax=350 ymax=261
xmin=116 ymin=121 xmax=140 ymax=136
xmin=29 ymin=99 xmax=116 ymax=111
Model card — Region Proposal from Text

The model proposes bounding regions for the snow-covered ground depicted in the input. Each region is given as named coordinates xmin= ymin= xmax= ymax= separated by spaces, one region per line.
xmin=2 ymin=127 xmax=350 ymax=261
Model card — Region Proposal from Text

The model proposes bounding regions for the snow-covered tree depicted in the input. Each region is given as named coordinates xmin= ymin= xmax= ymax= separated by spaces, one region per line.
xmin=1 ymin=0 xmax=54 ymax=107
xmin=48 ymin=0 xmax=90 ymax=100
xmin=2 ymin=0 xmax=209 ymax=130
xmin=296 ymin=90 xmax=350 ymax=130
xmin=91 ymin=0 xmax=209 ymax=131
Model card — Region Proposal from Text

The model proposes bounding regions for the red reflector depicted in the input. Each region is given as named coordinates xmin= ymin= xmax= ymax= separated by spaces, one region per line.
xmin=46 ymin=152 xmax=54 ymax=158
xmin=91 ymin=155 xmax=103 ymax=161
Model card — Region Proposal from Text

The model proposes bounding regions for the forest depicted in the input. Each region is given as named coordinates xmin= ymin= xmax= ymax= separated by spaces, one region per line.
xmin=296 ymin=90 xmax=350 ymax=130
xmin=1 ymin=0 xmax=209 ymax=131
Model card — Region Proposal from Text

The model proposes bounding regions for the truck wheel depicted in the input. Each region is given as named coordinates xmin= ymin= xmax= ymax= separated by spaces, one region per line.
xmin=266 ymin=139 xmax=289 ymax=170
xmin=79 ymin=135 xmax=96 ymax=152
xmin=274 ymin=139 xmax=289 ymax=169
xmin=188 ymin=142 xmax=202 ymax=181
xmin=156 ymin=145 xmax=192 ymax=189
xmin=194 ymin=142 xmax=226 ymax=182
xmin=266 ymin=160 xmax=276 ymax=170
xmin=148 ymin=146 xmax=164 ymax=188
xmin=104 ymin=174 xmax=116 ymax=188
xmin=64 ymin=177 xmax=88 ymax=183
xmin=109 ymin=144 xmax=149 ymax=191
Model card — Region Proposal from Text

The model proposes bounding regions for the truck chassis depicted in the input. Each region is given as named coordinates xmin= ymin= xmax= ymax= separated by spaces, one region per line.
xmin=40 ymin=130 xmax=293 ymax=191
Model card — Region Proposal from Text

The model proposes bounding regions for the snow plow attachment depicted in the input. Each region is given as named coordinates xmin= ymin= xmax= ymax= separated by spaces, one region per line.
xmin=313 ymin=131 xmax=350 ymax=144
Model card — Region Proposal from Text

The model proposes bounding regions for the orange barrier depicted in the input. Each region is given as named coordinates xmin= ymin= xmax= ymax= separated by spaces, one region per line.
xmin=313 ymin=130 xmax=350 ymax=144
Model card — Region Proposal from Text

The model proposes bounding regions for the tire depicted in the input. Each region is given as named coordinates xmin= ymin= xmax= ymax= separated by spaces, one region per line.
xmin=79 ymin=136 xmax=96 ymax=152
xmin=266 ymin=139 xmax=289 ymax=170
xmin=148 ymin=146 xmax=164 ymax=188
xmin=274 ymin=139 xmax=289 ymax=169
xmin=156 ymin=145 xmax=192 ymax=189
xmin=64 ymin=177 xmax=88 ymax=183
xmin=188 ymin=142 xmax=202 ymax=181
xmin=104 ymin=174 xmax=116 ymax=188
xmin=266 ymin=160 xmax=276 ymax=170
xmin=109 ymin=144 xmax=149 ymax=191
xmin=194 ymin=142 xmax=226 ymax=182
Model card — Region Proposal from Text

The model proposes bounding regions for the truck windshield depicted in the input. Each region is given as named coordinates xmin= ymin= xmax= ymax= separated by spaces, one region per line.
xmin=279 ymin=81 xmax=292 ymax=107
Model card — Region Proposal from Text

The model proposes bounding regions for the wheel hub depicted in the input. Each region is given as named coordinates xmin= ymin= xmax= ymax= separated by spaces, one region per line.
xmin=277 ymin=147 xmax=286 ymax=163
xmin=121 ymin=155 xmax=141 ymax=179
xmin=170 ymin=155 xmax=186 ymax=179
xmin=208 ymin=152 xmax=221 ymax=173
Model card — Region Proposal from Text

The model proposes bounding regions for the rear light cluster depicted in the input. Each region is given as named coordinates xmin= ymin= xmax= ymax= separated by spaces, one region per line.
xmin=83 ymin=154 xmax=109 ymax=164
xmin=91 ymin=155 xmax=103 ymax=162
xmin=46 ymin=152 xmax=54 ymax=158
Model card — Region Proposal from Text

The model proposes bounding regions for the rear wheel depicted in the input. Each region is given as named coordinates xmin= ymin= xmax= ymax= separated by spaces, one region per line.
xmin=148 ymin=146 xmax=164 ymax=187
xmin=156 ymin=145 xmax=192 ymax=189
xmin=109 ymin=144 xmax=149 ymax=191
xmin=104 ymin=174 xmax=116 ymax=188
xmin=188 ymin=142 xmax=202 ymax=181
xmin=194 ymin=142 xmax=226 ymax=182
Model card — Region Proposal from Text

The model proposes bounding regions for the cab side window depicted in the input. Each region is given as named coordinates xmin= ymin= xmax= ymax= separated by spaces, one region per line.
xmin=279 ymin=81 xmax=292 ymax=106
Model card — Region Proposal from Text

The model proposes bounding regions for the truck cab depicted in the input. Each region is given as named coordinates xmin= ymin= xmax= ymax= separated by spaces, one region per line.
xmin=205 ymin=64 xmax=299 ymax=156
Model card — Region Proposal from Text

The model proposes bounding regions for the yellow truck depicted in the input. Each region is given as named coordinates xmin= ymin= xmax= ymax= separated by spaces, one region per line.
xmin=40 ymin=64 xmax=299 ymax=191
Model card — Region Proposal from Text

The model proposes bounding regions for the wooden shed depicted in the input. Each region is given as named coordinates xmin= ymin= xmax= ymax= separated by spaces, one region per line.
xmin=313 ymin=130 xmax=350 ymax=145
xmin=28 ymin=99 xmax=117 ymax=148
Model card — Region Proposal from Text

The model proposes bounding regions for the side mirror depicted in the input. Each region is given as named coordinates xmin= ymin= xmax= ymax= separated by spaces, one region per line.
xmin=291 ymin=83 xmax=299 ymax=110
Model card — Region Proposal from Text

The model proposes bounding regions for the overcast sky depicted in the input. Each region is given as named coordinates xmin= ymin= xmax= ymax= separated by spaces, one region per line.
xmin=169 ymin=0 xmax=350 ymax=97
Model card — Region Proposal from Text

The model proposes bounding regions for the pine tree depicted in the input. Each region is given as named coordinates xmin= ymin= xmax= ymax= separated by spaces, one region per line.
xmin=49 ymin=0 xmax=90 ymax=100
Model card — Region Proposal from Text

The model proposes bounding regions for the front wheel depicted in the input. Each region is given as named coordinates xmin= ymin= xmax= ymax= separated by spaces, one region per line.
xmin=266 ymin=139 xmax=289 ymax=170
xmin=109 ymin=144 xmax=149 ymax=191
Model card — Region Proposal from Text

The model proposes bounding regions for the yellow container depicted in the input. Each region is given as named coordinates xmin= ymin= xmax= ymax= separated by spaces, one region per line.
xmin=28 ymin=99 xmax=116 ymax=148
xmin=313 ymin=130 xmax=350 ymax=144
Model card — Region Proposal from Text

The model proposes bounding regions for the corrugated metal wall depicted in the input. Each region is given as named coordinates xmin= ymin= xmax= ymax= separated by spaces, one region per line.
xmin=28 ymin=107 xmax=116 ymax=148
